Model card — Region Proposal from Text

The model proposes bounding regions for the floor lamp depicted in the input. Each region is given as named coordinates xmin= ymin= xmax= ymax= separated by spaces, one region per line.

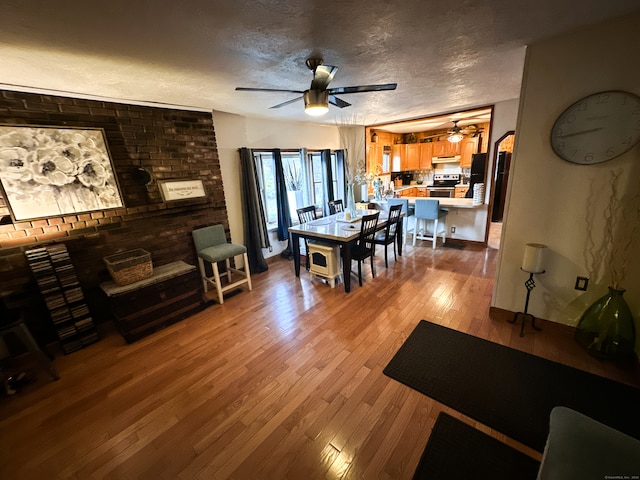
xmin=509 ymin=243 xmax=547 ymax=337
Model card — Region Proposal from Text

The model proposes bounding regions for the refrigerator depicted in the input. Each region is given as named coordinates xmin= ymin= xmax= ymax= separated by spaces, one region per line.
xmin=492 ymin=151 xmax=510 ymax=222
xmin=465 ymin=153 xmax=487 ymax=198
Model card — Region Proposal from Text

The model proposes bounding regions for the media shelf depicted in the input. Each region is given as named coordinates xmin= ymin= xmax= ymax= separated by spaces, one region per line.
xmin=25 ymin=244 xmax=99 ymax=354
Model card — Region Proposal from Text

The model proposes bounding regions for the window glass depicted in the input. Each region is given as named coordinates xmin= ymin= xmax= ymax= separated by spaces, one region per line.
xmin=253 ymin=149 xmax=343 ymax=229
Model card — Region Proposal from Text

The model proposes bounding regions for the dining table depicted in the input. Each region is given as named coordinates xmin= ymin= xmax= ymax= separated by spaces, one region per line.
xmin=288 ymin=209 xmax=403 ymax=293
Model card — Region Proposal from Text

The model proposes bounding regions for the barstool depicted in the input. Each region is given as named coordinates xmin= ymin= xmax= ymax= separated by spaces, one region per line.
xmin=192 ymin=225 xmax=252 ymax=304
xmin=0 ymin=301 xmax=59 ymax=381
xmin=413 ymin=198 xmax=448 ymax=249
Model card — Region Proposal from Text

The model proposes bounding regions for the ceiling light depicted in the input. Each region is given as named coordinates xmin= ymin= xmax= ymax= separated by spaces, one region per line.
xmin=304 ymin=90 xmax=329 ymax=116
xmin=448 ymin=133 xmax=463 ymax=143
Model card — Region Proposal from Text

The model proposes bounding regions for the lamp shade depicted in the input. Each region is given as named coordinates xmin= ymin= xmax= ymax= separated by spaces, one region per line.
xmin=522 ymin=243 xmax=547 ymax=273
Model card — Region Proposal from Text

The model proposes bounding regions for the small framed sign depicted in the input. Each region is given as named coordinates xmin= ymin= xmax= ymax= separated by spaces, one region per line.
xmin=159 ymin=179 xmax=207 ymax=202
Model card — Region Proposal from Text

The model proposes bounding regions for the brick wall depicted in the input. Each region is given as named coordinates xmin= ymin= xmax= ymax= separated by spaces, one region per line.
xmin=0 ymin=90 xmax=228 ymax=337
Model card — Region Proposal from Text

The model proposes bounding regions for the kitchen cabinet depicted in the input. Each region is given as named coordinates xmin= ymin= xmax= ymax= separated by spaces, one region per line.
xmin=367 ymin=143 xmax=384 ymax=173
xmin=400 ymin=187 xmax=416 ymax=197
xmin=459 ymin=138 xmax=479 ymax=168
xmin=391 ymin=144 xmax=404 ymax=172
xmin=406 ymin=144 xmax=420 ymax=170
xmin=416 ymin=187 xmax=429 ymax=197
xmin=432 ymin=140 xmax=460 ymax=157
xmin=419 ymin=143 xmax=433 ymax=169
xmin=454 ymin=186 xmax=469 ymax=198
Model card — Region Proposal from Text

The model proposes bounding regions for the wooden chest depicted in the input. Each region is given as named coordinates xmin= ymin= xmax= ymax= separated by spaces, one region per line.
xmin=100 ymin=261 xmax=203 ymax=343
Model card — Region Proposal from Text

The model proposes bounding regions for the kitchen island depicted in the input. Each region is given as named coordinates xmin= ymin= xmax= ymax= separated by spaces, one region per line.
xmin=373 ymin=197 xmax=488 ymax=242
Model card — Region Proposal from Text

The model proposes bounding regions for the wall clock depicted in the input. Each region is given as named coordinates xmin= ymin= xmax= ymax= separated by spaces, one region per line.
xmin=550 ymin=90 xmax=640 ymax=164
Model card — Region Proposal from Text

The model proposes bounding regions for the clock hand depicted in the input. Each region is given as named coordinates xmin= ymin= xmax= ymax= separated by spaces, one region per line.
xmin=557 ymin=128 xmax=603 ymax=138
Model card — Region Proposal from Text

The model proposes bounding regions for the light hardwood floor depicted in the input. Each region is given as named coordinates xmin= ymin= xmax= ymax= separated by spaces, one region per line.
xmin=2 ymin=240 xmax=638 ymax=479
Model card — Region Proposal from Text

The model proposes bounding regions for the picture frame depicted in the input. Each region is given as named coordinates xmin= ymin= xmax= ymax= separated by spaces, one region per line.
xmin=0 ymin=125 xmax=124 ymax=221
xmin=159 ymin=179 xmax=207 ymax=202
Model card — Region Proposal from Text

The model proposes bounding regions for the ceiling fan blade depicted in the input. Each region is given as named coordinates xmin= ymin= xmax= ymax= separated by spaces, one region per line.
xmin=328 ymin=83 xmax=397 ymax=95
xmin=311 ymin=65 xmax=338 ymax=91
xmin=329 ymin=95 xmax=351 ymax=108
xmin=270 ymin=96 xmax=303 ymax=109
xmin=236 ymin=87 xmax=305 ymax=94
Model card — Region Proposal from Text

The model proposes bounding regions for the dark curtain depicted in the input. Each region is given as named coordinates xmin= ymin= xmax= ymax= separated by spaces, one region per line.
xmin=273 ymin=149 xmax=294 ymax=259
xmin=321 ymin=149 xmax=334 ymax=217
xmin=239 ymin=147 xmax=269 ymax=273
xmin=336 ymin=149 xmax=346 ymax=198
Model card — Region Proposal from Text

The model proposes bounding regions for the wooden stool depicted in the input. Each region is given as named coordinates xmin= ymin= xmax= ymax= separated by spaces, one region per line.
xmin=1 ymin=318 xmax=60 ymax=381
xmin=192 ymin=225 xmax=252 ymax=304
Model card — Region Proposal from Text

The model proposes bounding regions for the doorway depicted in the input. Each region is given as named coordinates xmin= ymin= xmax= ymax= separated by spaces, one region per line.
xmin=487 ymin=131 xmax=514 ymax=249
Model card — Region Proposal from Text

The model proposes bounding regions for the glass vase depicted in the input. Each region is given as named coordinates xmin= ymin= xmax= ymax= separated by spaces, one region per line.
xmin=574 ymin=287 xmax=637 ymax=360
xmin=345 ymin=182 xmax=357 ymax=216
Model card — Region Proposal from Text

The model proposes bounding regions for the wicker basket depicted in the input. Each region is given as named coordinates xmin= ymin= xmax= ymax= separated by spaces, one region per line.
xmin=104 ymin=249 xmax=153 ymax=286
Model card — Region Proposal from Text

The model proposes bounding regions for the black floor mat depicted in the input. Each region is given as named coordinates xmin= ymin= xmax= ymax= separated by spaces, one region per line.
xmin=384 ymin=320 xmax=640 ymax=452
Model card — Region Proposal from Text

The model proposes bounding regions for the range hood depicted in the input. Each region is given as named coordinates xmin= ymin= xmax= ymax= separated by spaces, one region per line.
xmin=431 ymin=155 xmax=461 ymax=164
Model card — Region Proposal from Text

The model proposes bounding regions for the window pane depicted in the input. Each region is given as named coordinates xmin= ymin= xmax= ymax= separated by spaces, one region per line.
xmin=255 ymin=152 xmax=278 ymax=227
xmin=282 ymin=153 xmax=304 ymax=215
xmin=312 ymin=155 xmax=324 ymax=208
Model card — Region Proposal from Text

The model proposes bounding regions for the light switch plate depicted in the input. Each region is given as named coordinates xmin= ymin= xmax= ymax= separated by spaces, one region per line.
xmin=575 ymin=276 xmax=589 ymax=291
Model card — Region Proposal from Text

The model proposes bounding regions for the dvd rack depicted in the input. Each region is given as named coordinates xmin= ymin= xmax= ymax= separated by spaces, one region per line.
xmin=25 ymin=244 xmax=99 ymax=354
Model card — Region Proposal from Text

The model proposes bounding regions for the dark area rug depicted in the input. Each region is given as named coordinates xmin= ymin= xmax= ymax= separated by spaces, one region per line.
xmin=383 ymin=320 xmax=640 ymax=452
xmin=413 ymin=412 xmax=540 ymax=480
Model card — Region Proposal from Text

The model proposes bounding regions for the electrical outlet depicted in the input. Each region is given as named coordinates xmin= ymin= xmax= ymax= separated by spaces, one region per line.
xmin=575 ymin=276 xmax=589 ymax=291
xmin=451 ymin=226 xmax=456 ymax=233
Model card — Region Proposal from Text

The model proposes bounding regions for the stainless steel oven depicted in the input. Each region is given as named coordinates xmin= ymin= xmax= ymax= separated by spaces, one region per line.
xmin=427 ymin=188 xmax=455 ymax=198
xmin=428 ymin=174 xmax=459 ymax=198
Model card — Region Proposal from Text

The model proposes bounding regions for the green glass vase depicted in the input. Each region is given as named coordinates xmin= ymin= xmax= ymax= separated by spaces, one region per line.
xmin=574 ymin=287 xmax=636 ymax=360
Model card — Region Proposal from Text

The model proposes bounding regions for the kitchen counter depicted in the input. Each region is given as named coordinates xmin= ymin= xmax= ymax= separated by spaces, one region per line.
xmin=374 ymin=197 xmax=481 ymax=208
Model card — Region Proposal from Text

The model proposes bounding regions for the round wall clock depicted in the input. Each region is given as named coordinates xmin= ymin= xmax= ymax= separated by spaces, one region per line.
xmin=550 ymin=90 xmax=640 ymax=164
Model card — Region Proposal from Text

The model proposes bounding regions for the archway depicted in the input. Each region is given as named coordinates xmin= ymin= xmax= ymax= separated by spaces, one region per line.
xmin=487 ymin=130 xmax=515 ymax=249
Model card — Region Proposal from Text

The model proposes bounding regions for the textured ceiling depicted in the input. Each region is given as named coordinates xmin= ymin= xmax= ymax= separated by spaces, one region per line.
xmin=1 ymin=1 xmax=639 ymax=128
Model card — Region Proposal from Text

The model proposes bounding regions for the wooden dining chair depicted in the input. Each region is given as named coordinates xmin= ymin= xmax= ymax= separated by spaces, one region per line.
xmin=349 ymin=211 xmax=380 ymax=286
xmin=296 ymin=205 xmax=318 ymax=270
xmin=328 ymin=199 xmax=344 ymax=215
xmin=373 ymin=203 xmax=403 ymax=268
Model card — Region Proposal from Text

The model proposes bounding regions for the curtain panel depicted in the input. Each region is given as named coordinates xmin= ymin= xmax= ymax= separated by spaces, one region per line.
xmin=239 ymin=147 xmax=269 ymax=273
xmin=273 ymin=148 xmax=294 ymax=259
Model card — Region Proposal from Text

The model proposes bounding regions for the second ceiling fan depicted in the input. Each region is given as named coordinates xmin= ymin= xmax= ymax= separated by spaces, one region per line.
xmin=235 ymin=57 xmax=397 ymax=116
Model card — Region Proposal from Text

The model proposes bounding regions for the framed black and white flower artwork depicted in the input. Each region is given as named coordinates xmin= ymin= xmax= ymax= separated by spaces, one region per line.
xmin=0 ymin=125 xmax=124 ymax=221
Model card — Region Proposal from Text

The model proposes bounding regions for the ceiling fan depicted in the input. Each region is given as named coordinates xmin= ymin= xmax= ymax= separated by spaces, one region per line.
xmin=421 ymin=120 xmax=485 ymax=142
xmin=235 ymin=57 xmax=397 ymax=116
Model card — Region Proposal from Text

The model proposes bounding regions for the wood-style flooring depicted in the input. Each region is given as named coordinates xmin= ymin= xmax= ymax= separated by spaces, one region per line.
xmin=2 ymin=240 xmax=638 ymax=479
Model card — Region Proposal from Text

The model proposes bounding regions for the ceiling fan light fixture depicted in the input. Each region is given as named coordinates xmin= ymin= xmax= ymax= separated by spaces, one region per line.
xmin=304 ymin=90 xmax=329 ymax=116
xmin=448 ymin=132 xmax=463 ymax=143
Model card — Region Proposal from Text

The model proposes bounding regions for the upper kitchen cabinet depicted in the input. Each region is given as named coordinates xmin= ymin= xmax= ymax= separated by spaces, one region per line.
xmin=366 ymin=105 xmax=493 ymax=172
xmin=431 ymin=140 xmax=460 ymax=157
xmin=367 ymin=143 xmax=384 ymax=173
xmin=459 ymin=137 xmax=479 ymax=168
xmin=419 ymin=143 xmax=433 ymax=169
xmin=406 ymin=143 xmax=421 ymax=170
xmin=391 ymin=144 xmax=404 ymax=172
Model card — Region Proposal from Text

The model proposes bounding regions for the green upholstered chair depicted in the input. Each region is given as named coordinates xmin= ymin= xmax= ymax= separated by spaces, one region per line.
xmin=192 ymin=225 xmax=252 ymax=304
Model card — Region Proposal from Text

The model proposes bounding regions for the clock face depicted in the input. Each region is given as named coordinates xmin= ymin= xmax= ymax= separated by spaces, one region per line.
xmin=550 ymin=90 xmax=640 ymax=164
